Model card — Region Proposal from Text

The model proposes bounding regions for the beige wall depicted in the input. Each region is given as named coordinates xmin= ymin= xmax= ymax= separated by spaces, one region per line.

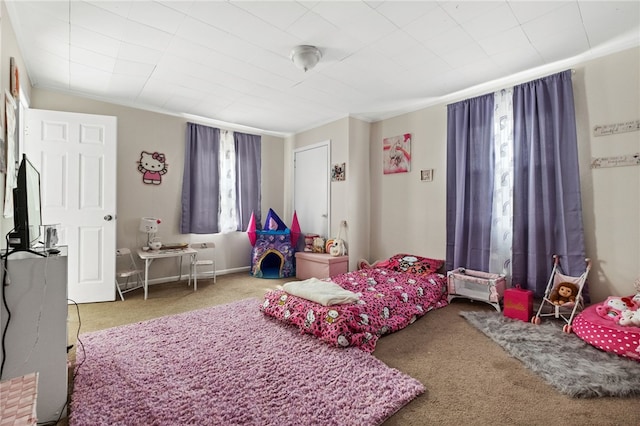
xmin=370 ymin=107 xmax=448 ymax=263
xmin=576 ymin=47 xmax=640 ymax=301
xmin=289 ymin=117 xmax=371 ymax=270
xmin=0 ymin=1 xmax=32 ymax=240
xmin=369 ymin=47 xmax=640 ymax=303
xmin=28 ymin=89 xmax=285 ymax=280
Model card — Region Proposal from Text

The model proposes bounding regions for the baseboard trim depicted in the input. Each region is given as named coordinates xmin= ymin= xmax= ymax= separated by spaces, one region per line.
xmin=146 ymin=266 xmax=251 ymax=286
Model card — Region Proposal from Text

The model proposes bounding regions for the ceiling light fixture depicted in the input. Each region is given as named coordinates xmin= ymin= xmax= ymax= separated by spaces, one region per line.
xmin=290 ymin=45 xmax=322 ymax=72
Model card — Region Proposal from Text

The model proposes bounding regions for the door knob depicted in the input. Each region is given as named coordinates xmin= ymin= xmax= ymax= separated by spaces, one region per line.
xmin=104 ymin=214 xmax=114 ymax=221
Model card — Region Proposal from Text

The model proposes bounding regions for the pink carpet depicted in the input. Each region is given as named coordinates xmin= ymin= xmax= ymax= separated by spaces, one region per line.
xmin=70 ymin=298 xmax=424 ymax=425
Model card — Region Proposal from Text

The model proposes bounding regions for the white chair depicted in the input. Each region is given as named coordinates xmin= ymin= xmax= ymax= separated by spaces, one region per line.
xmin=115 ymin=248 xmax=144 ymax=301
xmin=189 ymin=242 xmax=216 ymax=291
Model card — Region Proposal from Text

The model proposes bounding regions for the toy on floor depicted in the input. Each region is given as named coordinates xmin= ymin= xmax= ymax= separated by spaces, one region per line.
xmin=549 ymin=281 xmax=579 ymax=305
xmin=617 ymin=277 xmax=640 ymax=327
xmin=531 ymin=254 xmax=591 ymax=333
xmin=247 ymin=209 xmax=300 ymax=278
xmin=619 ymin=309 xmax=640 ymax=327
xmin=595 ymin=296 xmax=637 ymax=324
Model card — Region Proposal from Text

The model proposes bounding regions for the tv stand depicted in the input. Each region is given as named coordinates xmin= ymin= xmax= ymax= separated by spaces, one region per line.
xmin=0 ymin=248 xmax=68 ymax=422
xmin=2 ymin=248 xmax=46 ymax=259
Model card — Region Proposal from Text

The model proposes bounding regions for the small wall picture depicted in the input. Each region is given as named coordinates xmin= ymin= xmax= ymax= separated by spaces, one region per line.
xmin=421 ymin=169 xmax=433 ymax=182
xmin=383 ymin=133 xmax=411 ymax=174
xmin=331 ymin=162 xmax=346 ymax=181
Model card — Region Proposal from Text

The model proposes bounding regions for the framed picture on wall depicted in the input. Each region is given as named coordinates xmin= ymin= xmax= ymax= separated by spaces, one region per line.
xmin=383 ymin=133 xmax=411 ymax=174
xmin=331 ymin=163 xmax=345 ymax=181
xmin=421 ymin=169 xmax=433 ymax=182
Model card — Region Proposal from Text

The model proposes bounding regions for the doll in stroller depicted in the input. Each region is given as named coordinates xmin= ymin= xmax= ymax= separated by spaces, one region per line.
xmin=531 ymin=255 xmax=592 ymax=333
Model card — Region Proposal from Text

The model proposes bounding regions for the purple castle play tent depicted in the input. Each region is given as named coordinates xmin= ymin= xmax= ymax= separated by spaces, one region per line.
xmin=247 ymin=209 xmax=300 ymax=278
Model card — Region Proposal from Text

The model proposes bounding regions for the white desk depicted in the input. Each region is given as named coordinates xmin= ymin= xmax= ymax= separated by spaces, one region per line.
xmin=136 ymin=247 xmax=197 ymax=299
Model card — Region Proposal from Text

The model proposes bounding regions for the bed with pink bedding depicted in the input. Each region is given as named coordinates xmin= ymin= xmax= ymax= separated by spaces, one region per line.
xmin=260 ymin=254 xmax=448 ymax=352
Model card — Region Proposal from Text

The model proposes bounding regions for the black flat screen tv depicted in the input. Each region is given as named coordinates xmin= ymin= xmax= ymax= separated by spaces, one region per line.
xmin=9 ymin=154 xmax=42 ymax=251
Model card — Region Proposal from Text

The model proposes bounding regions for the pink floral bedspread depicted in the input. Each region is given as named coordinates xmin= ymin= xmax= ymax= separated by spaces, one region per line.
xmin=260 ymin=268 xmax=448 ymax=352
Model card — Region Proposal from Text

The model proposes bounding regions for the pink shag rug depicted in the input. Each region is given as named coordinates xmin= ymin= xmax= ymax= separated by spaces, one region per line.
xmin=70 ymin=298 xmax=424 ymax=425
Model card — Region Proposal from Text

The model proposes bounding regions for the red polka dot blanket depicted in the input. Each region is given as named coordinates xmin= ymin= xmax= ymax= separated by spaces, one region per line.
xmin=261 ymin=266 xmax=448 ymax=352
xmin=573 ymin=304 xmax=640 ymax=362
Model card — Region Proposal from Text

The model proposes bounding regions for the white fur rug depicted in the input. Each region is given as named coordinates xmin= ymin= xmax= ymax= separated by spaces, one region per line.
xmin=460 ymin=311 xmax=640 ymax=398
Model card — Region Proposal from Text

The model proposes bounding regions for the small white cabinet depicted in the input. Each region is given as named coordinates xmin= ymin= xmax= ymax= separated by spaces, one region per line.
xmin=0 ymin=248 xmax=68 ymax=423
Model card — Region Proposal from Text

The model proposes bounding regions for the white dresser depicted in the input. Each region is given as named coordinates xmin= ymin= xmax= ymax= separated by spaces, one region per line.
xmin=0 ymin=248 xmax=68 ymax=423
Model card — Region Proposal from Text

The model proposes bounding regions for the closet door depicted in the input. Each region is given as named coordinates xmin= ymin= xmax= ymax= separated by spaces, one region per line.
xmin=293 ymin=141 xmax=330 ymax=243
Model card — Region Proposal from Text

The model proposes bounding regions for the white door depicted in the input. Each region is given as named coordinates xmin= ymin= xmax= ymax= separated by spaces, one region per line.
xmin=24 ymin=109 xmax=117 ymax=303
xmin=294 ymin=141 xmax=330 ymax=241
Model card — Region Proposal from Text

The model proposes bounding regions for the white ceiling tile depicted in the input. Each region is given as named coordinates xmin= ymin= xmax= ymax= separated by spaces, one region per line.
xmin=70 ymin=46 xmax=116 ymax=72
xmin=157 ymin=1 xmax=197 ymax=16
xmin=441 ymin=1 xmax=505 ymax=24
xmin=403 ymin=6 xmax=458 ymax=43
xmin=17 ymin=8 xmax=69 ymax=45
xmin=107 ymin=74 xmax=147 ymax=99
xmin=490 ymin=44 xmax=545 ymax=74
xmin=127 ymin=1 xmax=187 ymax=34
xmin=69 ymin=62 xmax=112 ymax=92
xmin=532 ymin=27 xmax=590 ymax=63
xmin=122 ymin=20 xmax=174 ymax=51
xmin=509 ymin=1 xmax=566 ymax=24
xmin=441 ymin=44 xmax=491 ymax=69
xmin=117 ymin=43 xmax=163 ymax=65
xmin=195 ymin=95 xmax=236 ymax=113
xmin=339 ymin=7 xmax=398 ymax=44
xmin=70 ymin=26 xmax=121 ymax=57
xmin=442 ymin=58 xmax=500 ymax=90
xmin=375 ymin=1 xmax=439 ymax=27
xmin=521 ymin=3 xmax=585 ymax=44
xmin=399 ymin=55 xmax=453 ymax=80
xmin=233 ymin=1 xmax=309 ymax=31
xmin=27 ymin=48 xmax=70 ymax=88
xmin=310 ymin=1 xmax=374 ymax=28
xmin=463 ymin=3 xmax=520 ymax=40
xmin=71 ymin=2 xmax=128 ymax=39
xmin=112 ymin=58 xmax=155 ymax=78
xmin=24 ymin=30 xmax=69 ymax=60
xmin=85 ymin=1 xmax=133 ymax=18
xmin=312 ymin=30 xmax=368 ymax=63
xmin=371 ymin=29 xmax=431 ymax=60
xmin=175 ymin=16 xmax=229 ymax=47
xmin=191 ymin=1 xmax=297 ymax=53
xmin=136 ymin=78 xmax=177 ymax=106
xmin=477 ymin=27 xmax=532 ymax=56
xmin=423 ymin=26 xmax=476 ymax=57
xmin=20 ymin=0 xmax=70 ymax=22
xmin=580 ymin=1 xmax=640 ymax=47
xmin=285 ymin=10 xmax=338 ymax=45
xmin=163 ymin=87 xmax=207 ymax=111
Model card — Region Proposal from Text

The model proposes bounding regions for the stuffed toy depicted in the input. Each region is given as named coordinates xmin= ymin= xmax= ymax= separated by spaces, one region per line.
xmin=549 ymin=282 xmax=579 ymax=305
xmin=312 ymin=237 xmax=325 ymax=253
xmin=632 ymin=276 xmax=640 ymax=308
xmin=595 ymin=296 xmax=637 ymax=323
xmin=619 ymin=309 xmax=640 ymax=327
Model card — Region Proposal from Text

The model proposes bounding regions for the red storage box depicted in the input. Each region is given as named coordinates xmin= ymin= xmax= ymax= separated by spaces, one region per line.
xmin=503 ymin=287 xmax=533 ymax=322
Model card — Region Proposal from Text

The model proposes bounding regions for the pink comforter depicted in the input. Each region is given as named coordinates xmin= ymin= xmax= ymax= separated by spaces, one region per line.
xmin=260 ymin=267 xmax=448 ymax=352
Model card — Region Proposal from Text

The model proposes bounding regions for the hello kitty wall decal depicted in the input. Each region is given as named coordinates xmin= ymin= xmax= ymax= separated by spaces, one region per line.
xmin=138 ymin=151 xmax=168 ymax=185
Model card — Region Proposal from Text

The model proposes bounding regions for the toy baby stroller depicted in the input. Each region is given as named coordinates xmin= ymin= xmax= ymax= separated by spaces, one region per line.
xmin=531 ymin=254 xmax=592 ymax=333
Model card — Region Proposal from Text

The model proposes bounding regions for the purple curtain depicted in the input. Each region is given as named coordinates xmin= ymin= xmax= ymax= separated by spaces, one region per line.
xmin=446 ymin=94 xmax=495 ymax=271
xmin=512 ymin=70 xmax=587 ymax=299
xmin=234 ymin=132 xmax=262 ymax=231
xmin=180 ymin=123 xmax=220 ymax=234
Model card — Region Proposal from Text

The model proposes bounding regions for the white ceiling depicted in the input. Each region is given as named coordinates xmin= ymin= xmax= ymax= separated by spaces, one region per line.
xmin=5 ymin=1 xmax=640 ymax=136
